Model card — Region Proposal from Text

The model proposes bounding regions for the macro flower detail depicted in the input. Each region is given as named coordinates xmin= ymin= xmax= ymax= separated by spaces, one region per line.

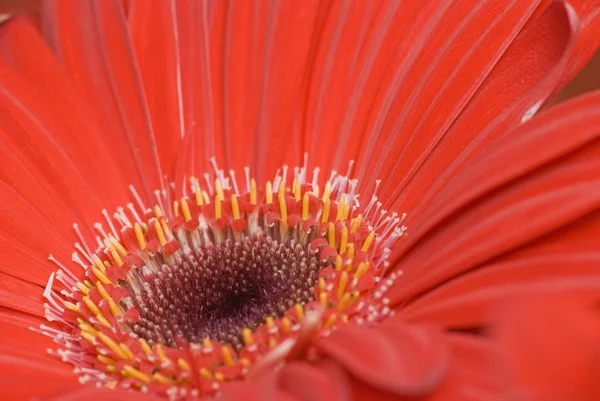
xmin=40 ymin=161 xmax=405 ymax=398
xmin=1 ymin=1 xmax=600 ymax=401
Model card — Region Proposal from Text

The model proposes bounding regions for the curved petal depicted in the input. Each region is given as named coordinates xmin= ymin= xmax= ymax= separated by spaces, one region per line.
xmin=315 ymin=318 xmax=450 ymax=397
xmin=398 ymin=209 xmax=600 ymax=327
xmin=387 ymin=130 xmax=600 ymax=306
xmin=352 ymin=0 xmax=543 ymax=197
xmin=278 ymin=360 xmax=351 ymax=401
xmin=493 ymin=293 xmax=600 ymax=401
xmin=384 ymin=1 xmax=579 ymax=213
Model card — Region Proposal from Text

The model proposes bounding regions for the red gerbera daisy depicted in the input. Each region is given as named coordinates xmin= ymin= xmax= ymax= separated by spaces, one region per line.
xmin=1 ymin=1 xmax=600 ymax=400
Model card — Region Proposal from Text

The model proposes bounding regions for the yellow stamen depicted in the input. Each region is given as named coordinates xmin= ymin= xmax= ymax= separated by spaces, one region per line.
xmin=154 ymin=205 xmax=163 ymax=218
xmin=108 ymin=234 xmax=128 ymax=256
xmin=92 ymin=255 xmax=106 ymax=274
xmin=214 ymin=372 xmax=225 ymax=382
xmin=97 ymin=332 xmax=128 ymax=359
xmin=361 ymin=231 xmax=376 ymax=252
xmin=250 ymin=178 xmax=257 ymax=205
xmin=337 ymin=271 xmax=349 ymax=300
xmin=173 ymin=200 xmax=180 ymax=217
xmin=108 ymin=247 xmax=124 ymax=267
xmin=92 ymin=266 xmax=112 ymax=285
xmin=318 ymin=277 xmax=326 ymax=291
xmin=134 ymin=223 xmax=146 ymax=250
xmin=277 ymin=181 xmax=285 ymax=199
xmin=319 ymin=291 xmax=328 ymax=308
xmin=96 ymin=314 xmax=112 ymax=328
xmin=325 ymin=313 xmax=337 ymax=327
xmin=293 ymin=178 xmax=301 ymax=202
xmin=139 ymin=339 xmax=152 ymax=356
xmin=231 ymin=194 xmax=240 ymax=220
xmin=295 ymin=303 xmax=305 ymax=320
xmin=268 ymin=337 xmax=277 ymax=349
xmin=265 ymin=316 xmax=276 ymax=330
xmin=334 ymin=255 xmax=343 ymax=271
xmin=242 ymin=328 xmax=253 ymax=345
xmin=180 ymin=198 xmax=192 ymax=222
xmin=120 ymin=343 xmax=135 ymax=360
xmin=202 ymin=190 xmax=210 ymax=204
xmin=65 ymin=301 xmax=79 ymax=313
xmin=215 ymin=178 xmax=224 ymax=200
xmin=340 ymin=226 xmax=348 ymax=254
xmin=343 ymin=202 xmax=351 ymax=219
xmin=195 ymin=182 xmax=204 ymax=206
xmin=155 ymin=344 xmax=171 ymax=364
xmin=154 ymin=219 xmax=167 ymax=246
xmin=153 ymin=372 xmax=173 ymax=384
xmin=177 ymin=358 xmax=191 ymax=371
xmin=281 ymin=317 xmax=292 ymax=334
xmin=97 ymin=355 xmax=115 ymax=365
xmin=82 ymin=296 xmax=101 ymax=316
xmin=214 ymin=195 xmax=222 ymax=219
xmin=81 ymin=332 xmax=95 ymax=343
xmin=346 ymin=243 xmax=355 ymax=260
xmin=76 ymin=282 xmax=90 ymax=295
xmin=337 ymin=292 xmax=352 ymax=311
xmin=313 ymin=183 xmax=320 ymax=198
xmin=321 ymin=199 xmax=331 ymax=223
xmin=222 ymin=346 xmax=234 ymax=366
xmin=122 ymin=365 xmax=149 ymax=382
xmin=335 ymin=195 xmax=346 ymax=221
xmin=322 ymin=181 xmax=331 ymax=203
xmin=199 ymin=368 xmax=213 ymax=379
xmin=302 ymin=192 xmax=310 ymax=220
xmin=78 ymin=320 xmax=97 ymax=335
xmin=279 ymin=195 xmax=288 ymax=225
xmin=327 ymin=222 xmax=335 ymax=247
xmin=355 ymin=262 xmax=370 ymax=279
xmin=350 ymin=215 xmax=362 ymax=233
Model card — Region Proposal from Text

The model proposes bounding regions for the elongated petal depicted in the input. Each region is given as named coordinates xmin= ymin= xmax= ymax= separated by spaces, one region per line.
xmin=386 ymin=1 xmax=578 ymax=213
xmin=494 ymin=293 xmax=600 ymax=401
xmin=351 ymin=0 xmax=542 ymax=197
xmin=43 ymin=0 xmax=164 ymax=199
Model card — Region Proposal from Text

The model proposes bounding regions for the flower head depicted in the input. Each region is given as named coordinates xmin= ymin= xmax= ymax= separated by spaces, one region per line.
xmin=1 ymin=1 xmax=600 ymax=400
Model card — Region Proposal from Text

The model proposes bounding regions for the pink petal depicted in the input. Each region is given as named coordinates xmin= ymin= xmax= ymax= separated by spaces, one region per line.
xmin=279 ymin=360 xmax=351 ymax=401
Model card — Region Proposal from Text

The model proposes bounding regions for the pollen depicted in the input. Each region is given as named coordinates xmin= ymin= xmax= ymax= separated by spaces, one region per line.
xmin=37 ymin=157 xmax=407 ymax=399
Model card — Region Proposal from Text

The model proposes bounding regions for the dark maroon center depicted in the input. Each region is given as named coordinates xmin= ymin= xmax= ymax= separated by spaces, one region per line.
xmin=127 ymin=235 xmax=328 ymax=348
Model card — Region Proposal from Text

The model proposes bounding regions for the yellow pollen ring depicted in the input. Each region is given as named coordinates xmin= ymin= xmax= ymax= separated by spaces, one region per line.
xmin=221 ymin=346 xmax=234 ymax=366
xmin=134 ymin=223 xmax=146 ymax=250
xmin=295 ymin=303 xmax=305 ymax=320
xmin=242 ymin=328 xmax=253 ymax=345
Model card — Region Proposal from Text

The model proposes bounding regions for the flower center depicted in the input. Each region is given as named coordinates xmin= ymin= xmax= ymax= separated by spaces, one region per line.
xmin=38 ymin=160 xmax=406 ymax=398
xmin=128 ymin=236 xmax=327 ymax=349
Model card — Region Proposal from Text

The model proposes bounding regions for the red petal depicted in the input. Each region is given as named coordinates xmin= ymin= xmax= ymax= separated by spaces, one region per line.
xmin=386 ymin=1 xmax=578 ymax=214
xmin=493 ymin=293 xmax=600 ymax=401
xmin=352 ymin=0 xmax=543 ymax=197
xmin=278 ymin=360 xmax=351 ymax=401
xmin=43 ymin=0 xmax=164 ymax=198
xmin=42 ymin=386 xmax=165 ymax=401
xmin=315 ymin=318 xmax=450 ymax=396
xmin=389 ymin=119 xmax=600 ymax=303
xmin=399 ymin=210 xmax=600 ymax=328
xmin=0 ymin=321 xmax=78 ymax=400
